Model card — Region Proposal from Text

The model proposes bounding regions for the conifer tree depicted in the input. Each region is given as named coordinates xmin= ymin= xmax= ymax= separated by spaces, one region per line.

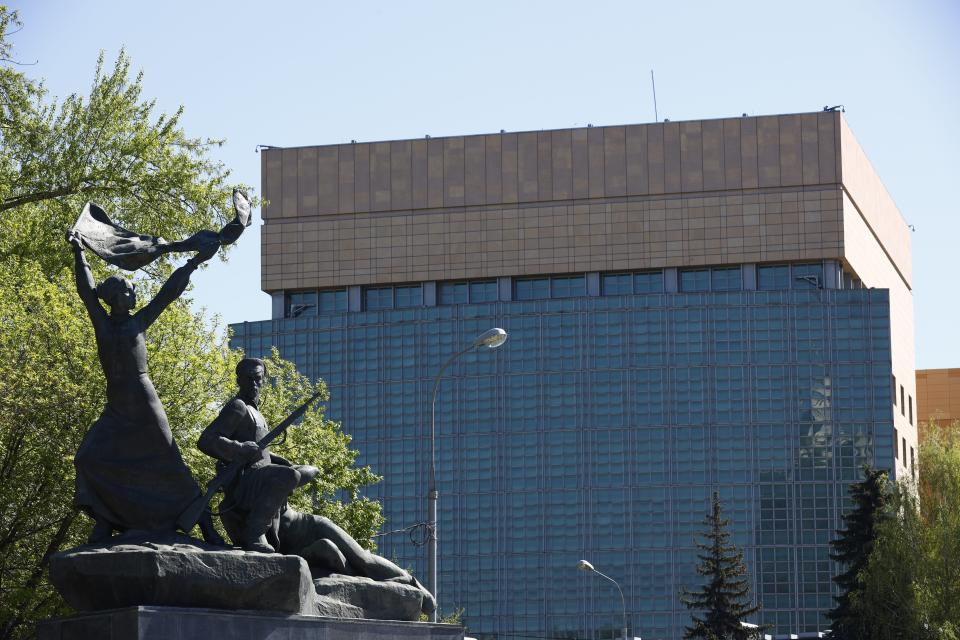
xmin=826 ymin=466 xmax=891 ymax=639
xmin=681 ymin=492 xmax=762 ymax=640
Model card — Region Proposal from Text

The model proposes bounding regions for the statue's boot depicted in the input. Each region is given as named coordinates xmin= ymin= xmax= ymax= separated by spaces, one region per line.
xmin=197 ymin=511 xmax=226 ymax=546
xmin=88 ymin=516 xmax=114 ymax=544
xmin=238 ymin=501 xmax=282 ymax=553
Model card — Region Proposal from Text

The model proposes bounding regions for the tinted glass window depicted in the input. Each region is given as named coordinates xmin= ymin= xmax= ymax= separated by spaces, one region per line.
xmin=680 ymin=270 xmax=709 ymax=292
xmin=758 ymin=265 xmax=790 ymax=290
xmin=364 ymin=287 xmax=393 ymax=310
xmin=711 ymin=267 xmax=742 ymax=291
xmin=793 ymin=263 xmax=824 ymax=289
xmin=286 ymin=291 xmax=317 ymax=317
xmin=395 ymin=285 xmax=422 ymax=308
xmin=634 ymin=272 xmax=664 ymax=293
xmin=469 ymin=280 xmax=498 ymax=302
xmin=551 ymin=275 xmax=586 ymax=298
xmin=318 ymin=289 xmax=347 ymax=313
xmin=515 ymin=278 xmax=550 ymax=300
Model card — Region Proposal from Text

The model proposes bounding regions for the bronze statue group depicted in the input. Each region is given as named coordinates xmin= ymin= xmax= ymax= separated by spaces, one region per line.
xmin=66 ymin=193 xmax=435 ymax=615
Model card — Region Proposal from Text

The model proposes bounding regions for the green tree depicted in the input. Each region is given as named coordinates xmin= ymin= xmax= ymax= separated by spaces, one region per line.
xmin=826 ymin=465 xmax=892 ymax=639
xmin=851 ymin=426 xmax=960 ymax=639
xmin=681 ymin=492 xmax=762 ymax=640
xmin=0 ymin=8 xmax=382 ymax=638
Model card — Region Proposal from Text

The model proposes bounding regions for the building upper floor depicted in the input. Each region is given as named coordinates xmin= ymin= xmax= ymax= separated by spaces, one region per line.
xmin=258 ymin=111 xmax=910 ymax=299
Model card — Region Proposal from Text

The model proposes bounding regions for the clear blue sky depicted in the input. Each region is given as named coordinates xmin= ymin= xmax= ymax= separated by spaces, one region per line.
xmin=11 ymin=0 xmax=960 ymax=368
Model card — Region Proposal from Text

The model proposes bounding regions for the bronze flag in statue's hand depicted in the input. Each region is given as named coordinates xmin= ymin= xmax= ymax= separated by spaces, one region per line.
xmin=70 ymin=189 xmax=253 ymax=271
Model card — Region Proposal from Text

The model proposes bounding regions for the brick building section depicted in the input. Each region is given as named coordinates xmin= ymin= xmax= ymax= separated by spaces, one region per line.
xmin=916 ymin=368 xmax=960 ymax=427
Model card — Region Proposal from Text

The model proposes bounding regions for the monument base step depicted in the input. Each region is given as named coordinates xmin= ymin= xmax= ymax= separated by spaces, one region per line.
xmin=38 ymin=606 xmax=463 ymax=640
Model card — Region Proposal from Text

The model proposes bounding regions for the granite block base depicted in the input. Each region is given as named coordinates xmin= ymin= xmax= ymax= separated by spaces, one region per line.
xmin=37 ymin=606 xmax=464 ymax=640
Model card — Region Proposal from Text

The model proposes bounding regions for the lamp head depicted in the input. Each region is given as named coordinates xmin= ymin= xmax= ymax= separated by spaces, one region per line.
xmin=473 ymin=327 xmax=508 ymax=349
xmin=577 ymin=559 xmax=595 ymax=572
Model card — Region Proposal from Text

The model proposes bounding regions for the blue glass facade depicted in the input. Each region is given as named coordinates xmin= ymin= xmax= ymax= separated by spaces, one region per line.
xmin=230 ymin=285 xmax=895 ymax=639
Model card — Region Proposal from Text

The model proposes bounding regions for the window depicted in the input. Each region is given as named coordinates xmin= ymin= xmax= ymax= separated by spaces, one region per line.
xmin=550 ymin=275 xmax=586 ymax=298
xmin=902 ymin=437 xmax=907 ymax=463
xmin=317 ymin=289 xmax=347 ymax=313
xmin=758 ymin=264 xmax=790 ymax=290
xmin=892 ymin=375 xmax=897 ymax=406
xmin=893 ymin=428 xmax=899 ymax=459
xmin=901 ymin=385 xmax=905 ymax=415
xmin=364 ymin=287 xmax=393 ymax=310
xmin=394 ymin=285 xmax=422 ymax=308
xmin=601 ymin=271 xmax=664 ymax=295
xmin=514 ymin=277 xmax=550 ymax=300
xmin=438 ymin=281 xmax=468 ymax=305
xmin=634 ymin=271 xmax=664 ymax=293
xmin=286 ymin=291 xmax=317 ymax=317
xmin=793 ymin=263 xmax=824 ymax=289
xmin=909 ymin=395 xmax=913 ymax=425
xmin=911 ymin=447 xmax=916 ymax=480
xmin=601 ymin=273 xmax=632 ymax=295
xmin=438 ymin=279 xmax=498 ymax=305
xmin=711 ymin=267 xmax=742 ymax=291
xmin=469 ymin=280 xmax=498 ymax=302
xmin=680 ymin=269 xmax=709 ymax=292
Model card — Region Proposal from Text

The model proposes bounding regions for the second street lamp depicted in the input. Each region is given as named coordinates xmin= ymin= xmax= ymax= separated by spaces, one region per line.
xmin=427 ymin=328 xmax=508 ymax=621
xmin=577 ymin=559 xmax=629 ymax=640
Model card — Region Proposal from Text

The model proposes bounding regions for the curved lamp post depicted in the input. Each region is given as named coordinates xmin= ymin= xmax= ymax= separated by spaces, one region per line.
xmin=577 ymin=559 xmax=629 ymax=640
xmin=428 ymin=328 xmax=508 ymax=621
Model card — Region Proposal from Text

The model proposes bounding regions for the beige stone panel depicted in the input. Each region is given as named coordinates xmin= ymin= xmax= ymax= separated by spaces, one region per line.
xmin=338 ymin=145 xmax=356 ymax=214
xmin=740 ymin=118 xmax=758 ymax=189
xmin=701 ymin=119 xmax=723 ymax=191
xmin=625 ymin=124 xmax=648 ymax=195
xmin=663 ymin=122 xmax=681 ymax=193
xmin=517 ymin=132 xmax=539 ymax=202
xmin=318 ymin=146 xmax=339 ymax=214
xmin=800 ymin=113 xmax=820 ymax=185
xmin=281 ymin=148 xmax=299 ymax=219
xmin=353 ymin=144 xmax=371 ymax=213
xmin=646 ymin=123 xmax=665 ymax=194
xmin=390 ymin=141 xmax=413 ymax=211
xmin=263 ymin=150 xmax=281 ymax=220
xmin=551 ymin=129 xmax=573 ymax=200
xmin=572 ymin=129 xmax=590 ymax=199
xmin=839 ymin=114 xmax=911 ymax=287
xmin=756 ymin=116 xmax=780 ymax=188
xmin=680 ymin=121 xmax=704 ymax=193
xmin=296 ymin=147 xmax=319 ymax=216
xmin=501 ymin=133 xmax=519 ymax=203
xmin=411 ymin=139 xmax=429 ymax=210
xmin=537 ymin=132 xmax=554 ymax=201
xmin=588 ymin=127 xmax=606 ymax=198
xmin=370 ymin=142 xmax=391 ymax=211
xmin=604 ymin=126 xmax=627 ymax=197
xmin=818 ymin=112 xmax=838 ymax=183
xmin=779 ymin=115 xmax=802 ymax=186
xmin=427 ymin=138 xmax=444 ymax=208
xmin=485 ymin=135 xmax=502 ymax=204
xmin=722 ymin=119 xmax=742 ymax=190
xmin=464 ymin=136 xmax=486 ymax=206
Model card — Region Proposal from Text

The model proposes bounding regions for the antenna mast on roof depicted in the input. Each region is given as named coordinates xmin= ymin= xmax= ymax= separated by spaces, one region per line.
xmin=651 ymin=70 xmax=659 ymax=122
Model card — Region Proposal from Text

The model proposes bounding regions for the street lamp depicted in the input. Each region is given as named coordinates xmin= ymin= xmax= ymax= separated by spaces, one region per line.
xmin=428 ymin=328 xmax=508 ymax=621
xmin=577 ymin=559 xmax=629 ymax=640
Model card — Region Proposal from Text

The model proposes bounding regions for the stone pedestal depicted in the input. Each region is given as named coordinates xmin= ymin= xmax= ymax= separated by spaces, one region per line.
xmin=37 ymin=606 xmax=464 ymax=640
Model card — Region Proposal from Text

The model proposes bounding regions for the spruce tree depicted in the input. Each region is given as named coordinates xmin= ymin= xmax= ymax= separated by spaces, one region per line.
xmin=681 ymin=492 xmax=762 ymax=640
xmin=827 ymin=466 xmax=891 ymax=639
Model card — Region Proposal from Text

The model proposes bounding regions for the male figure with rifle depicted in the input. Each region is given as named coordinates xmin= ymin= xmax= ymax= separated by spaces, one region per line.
xmin=198 ymin=357 xmax=319 ymax=552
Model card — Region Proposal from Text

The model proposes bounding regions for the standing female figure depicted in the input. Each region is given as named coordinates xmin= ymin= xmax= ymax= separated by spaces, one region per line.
xmin=68 ymin=232 xmax=221 ymax=543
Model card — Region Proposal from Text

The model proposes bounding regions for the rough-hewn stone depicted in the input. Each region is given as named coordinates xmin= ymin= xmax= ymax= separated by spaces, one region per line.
xmin=312 ymin=574 xmax=424 ymax=621
xmin=49 ymin=534 xmax=314 ymax=615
